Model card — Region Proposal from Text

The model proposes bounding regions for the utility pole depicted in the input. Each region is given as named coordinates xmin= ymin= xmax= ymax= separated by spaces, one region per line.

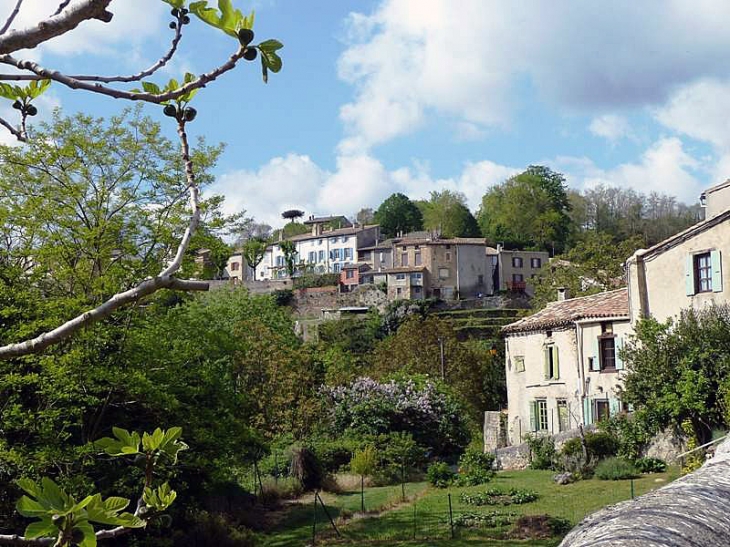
xmin=438 ymin=337 xmax=445 ymax=380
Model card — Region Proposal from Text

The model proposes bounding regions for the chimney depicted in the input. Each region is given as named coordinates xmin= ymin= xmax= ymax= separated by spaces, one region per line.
xmin=557 ymin=287 xmax=570 ymax=301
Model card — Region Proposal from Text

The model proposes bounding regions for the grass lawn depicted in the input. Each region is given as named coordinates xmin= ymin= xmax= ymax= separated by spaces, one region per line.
xmin=262 ymin=467 xmax=680 ymax=547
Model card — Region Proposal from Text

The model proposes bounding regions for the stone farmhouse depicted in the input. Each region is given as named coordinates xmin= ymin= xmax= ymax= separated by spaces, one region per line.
xmin=502 ymin=181 xmax=730 ymax=445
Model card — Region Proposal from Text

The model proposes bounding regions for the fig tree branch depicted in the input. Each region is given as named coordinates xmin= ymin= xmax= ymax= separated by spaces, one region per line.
xmin=0 ymin=114 xmax=24 ymax=141
xmin=0 ymin=534 xmax=52 ymax=546
xmin=0 ymin=0 xmax=24 ymax=36
xmin=0 ymin=0 xmax=112 ymax=55
xmin=53 ymin=0 xmax=73 ymax=17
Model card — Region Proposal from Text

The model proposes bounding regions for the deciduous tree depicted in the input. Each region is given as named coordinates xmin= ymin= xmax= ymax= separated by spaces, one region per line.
xmin=374 ymin=193 xmax=423 ymax=238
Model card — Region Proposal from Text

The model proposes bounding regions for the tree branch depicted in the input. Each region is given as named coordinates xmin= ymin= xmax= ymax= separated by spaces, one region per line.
xmin=0 ymin=535 xmax=52 ymax=546
xmin=0 ymin=0 xmax=24 ymax=36
xmin=0 ymin=0 xmax=112 ymax=55
xmin=0 ymin=46 xmax=246 ymax=103
xmin=53 ymin=1 xmax=73 ymax=17
xmin=0 ymin=115 xmax=24 ymax=141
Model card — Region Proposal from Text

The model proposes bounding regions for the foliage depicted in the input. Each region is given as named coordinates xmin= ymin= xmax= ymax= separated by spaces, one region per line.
xmin=417 ymin=190 xmax=480 ymax=238
xmin=525 ymin=435 xmax=556 ymax=470
xmin=241 ymin=238 xmax=268 ymax=280
xmin=308 ymin=437 xmax=356 ymax=474
xmin=350 ymin=446 xmax=378 ymax=477
xmin=460 ymin=488 xmax=539 ymax=506
xmin=456 ymin=449 xmax=496 ymax=486
xmin=355 ymin=208 xmax=375 ymax=225
xmin=594 ymin=457 xmax=639 ymax=480
xmin=371 ymin=316 xmax=506 ymax=418
xmin=477 ymin=165 xmax=572 ymax=253
xmin=560 ymin=431 xmax=619 ymax=461
xmin=426 ymin=462 xmax=455 ymax=488
xmin=530 ymin=232 xmax=643 ymax=309
xmin=598 ymin=414 xmax=654 ymax=461
xmin=373 ymin=193 xmax=423 ymax=238
xmin=278 ymin=240 xmax=297 ymax=277
xmin=621 ymin=305 xmax=730 ymax=445
xmin=634 ymin=457 xmax=667 ymax=474
xmin=292 ymin=273 xmax=340 ymax=289
xmin=380 ymin=298 xmax=439 ymax=335
xmin=167 ymin=510 xmax=258 ymax=547
xmin=452 ymin=511 xmax=516 ymax=528
xmin=323 ymin=376 xmax=471 ymax=458
xmin=271 ymin=221 xmax=310 ymax=241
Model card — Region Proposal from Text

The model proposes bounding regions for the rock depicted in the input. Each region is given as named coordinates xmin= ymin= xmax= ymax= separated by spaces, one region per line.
xmin=553 ymin=472 xmax=574 ymax=485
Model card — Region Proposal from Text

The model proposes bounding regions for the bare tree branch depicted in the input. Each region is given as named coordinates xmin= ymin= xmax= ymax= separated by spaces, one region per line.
xmin=0 ymin=46 xmax=246 ymax=104
xmin=0 ymin=534 xmax=52 ymax=546
xmin=53 ymin=0 xmax=73 ymax=17
xmin=0 ymin=0 xmax=24 ymax=36
xmin=0 ymin=115 xmax=24 ymax=141
xmin=0 ymin=0 xmax=112 ymax=55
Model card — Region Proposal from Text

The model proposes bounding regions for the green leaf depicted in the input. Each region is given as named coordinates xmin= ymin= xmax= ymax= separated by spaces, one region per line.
xmin=40 ymin=478 xmax=69 ymax=511
xmin=161 ymin=0 xmax=186 ymax=8
xmin=141 ymin=82 xmax=162 ymax=95
xmin=261 ymin=57 xmax=268 ymax=84
xmin=260 ymin=49 xmax=282 ymax=73
xmin=75 ymin=521 xmax=98 ymax=547
xmin=103 ymin=497 xmax=130 ymax=512
xmin=0 ymin=82 xmax=18 ymax=100
xmin=17 ymin=478 xmax=43 ymax=499
xmin=16 ymin=496 xmax=48 ymax=518
xmin=24 ymin=518 xmax=57 ymax=540
xmin=258 ymin=39 xmax=283 ymax=53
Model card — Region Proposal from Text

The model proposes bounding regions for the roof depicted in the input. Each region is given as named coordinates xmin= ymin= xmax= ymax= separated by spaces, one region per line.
xmin=383 ymin=266 xmax=428 ymax=274
xmin=303 ymin=215 xmax=351 ymax=226
xmin=358 ymin=238 xmax=395 ymax=251
xmin=700 ymin=179 xmax=730 ymax=199
xmin=502 ymin=288 xmax=629 ymax=334
xmin=394 ymin=237 xmax=488 ymax=246
xmin=285 ymin=225 xmax=377 ymax=243
xmin=342 ymin=263 xmax=371 ymax=271
xmin=635 ymin=208 xmax=730 ymax=261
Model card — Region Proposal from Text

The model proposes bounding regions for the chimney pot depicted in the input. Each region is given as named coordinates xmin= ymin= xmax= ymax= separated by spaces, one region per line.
xmin=557 ymin=287 xmax=570 ymax=301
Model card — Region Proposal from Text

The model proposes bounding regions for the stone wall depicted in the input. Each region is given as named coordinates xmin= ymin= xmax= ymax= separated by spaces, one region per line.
xmin=560 ymin=437 xmax=730 ymax=546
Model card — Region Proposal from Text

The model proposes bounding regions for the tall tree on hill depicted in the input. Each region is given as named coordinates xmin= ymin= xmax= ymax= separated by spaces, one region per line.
xmin=374 ymin=193 xmax=423 ymax=238
xmin=242 ymin=238 xmax=268 ymax=280
xmin=420 ymin=190 xmax=480 ymax=238
xmin=477 ymin=165 xmax=572 ymax=253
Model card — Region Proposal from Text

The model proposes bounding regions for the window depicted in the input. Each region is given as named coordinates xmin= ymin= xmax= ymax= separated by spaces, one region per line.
xmin=695 ymin=252 xmax=712 ymax=293
xmin=687 ymin=250 xmax=722 ymax=295
xmin=414 ymin=286 xmax=422 ymax=294
xmin=308 ymin=251 xmax=316 ymax=263
xmin=230 ymin=262 xmax=240 ymax=271
xmin=600 ymin=337 xmax=616 ymax=370
xmin=530 ymin=400 xmax=548 ymax=432
xmin=445 ymin=251 xmax=452 ymax=261
xmin=478 ymin=274 xmax=484 ymax=286
xmin=512 ymin=257 xmax=523 ymax=268
xmin=330 ymin=237 xmax=337 ymax=243
xmin=512 ymin=273 xmax=524 ymax=282
xmin=344 ymin=248 xmax=352 ymax=260
xmin=395 ymin=273 xmax=406 ymax=280
xmin=439 ymin=267 xmax=450 ymax=279
xmin=345 ymin=269 xmax=355 ymax=279
xmin=595 ymin=400 xmax=610 ymax=423
xmin=401 ymin=252 xmax=409 ymax=266
xmin=318 ymin=250 xmax=325 ymax=262
xmin=557 ymin=400 xmax=569 ymax=432
xmin=317 ymin=239 xmax=323 ymax=245
xmin=531 ymin=257 xmax=542 ymax=269
xmin=544 ymin=345 xmax=559 ymax=380
xmin=396 ymin=287 xmax=402 ymax=296
xmin=514 ymin=356 xmax=525 ymax=372
xmin=415 ymin=251 xmax=422 ymax=266
xmin=333 ymin=263 xmax=341 ymax=273
xmin=332 ymin=248 xmax=341 ymax=260
xmin=342 ymin=236 xmax=349 ymax=243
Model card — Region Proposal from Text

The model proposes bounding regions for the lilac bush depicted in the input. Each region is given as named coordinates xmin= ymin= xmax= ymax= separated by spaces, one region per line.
xmin=323 ymin=376 xmax=470 ymax=457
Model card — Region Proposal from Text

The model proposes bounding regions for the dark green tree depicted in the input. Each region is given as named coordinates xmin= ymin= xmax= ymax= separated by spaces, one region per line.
xmin=374 ymin=193 xmax=423 ymax=238
xmin=419 ymin=190 xmax=480 ymax=238
xmin=477 ymin=165 xmax=572 ymax=253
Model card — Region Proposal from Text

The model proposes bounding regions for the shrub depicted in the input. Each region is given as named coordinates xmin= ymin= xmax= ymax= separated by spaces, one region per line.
xmin=350 ymin=446 xmax=378 ymax=477
xmin=290 ymin=446 xmax=323 ymax=490
xmin=594 ymin=457 xmax=639 ymax=480
xmin=561 ymin=431 xmax=619 ymax=461
xmin=293 ymin=273 xmax=340 ymax=289
xmin=427 ymin=462 xmax=455 ymax=488
xmin=460 ymin=488 xmax=538 ymax=506
xmin=167 ymin=511 xmax=258 ymax=547
xmin=259 ymin=476 xmax=303 ymax=502
xmin=525 ymin=435 xmax=556 ymax=470
xmin=310 ymin=438 xmax=355 ymax=473
xmin=452 ymin=511 xmax=516 ymax=529
xmin=456 ymin=449 xmax=495 ymax=486
xmin=634 ymin=457 xmax=667 ymax=474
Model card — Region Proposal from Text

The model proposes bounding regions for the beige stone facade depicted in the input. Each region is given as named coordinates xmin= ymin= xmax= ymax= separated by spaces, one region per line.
xmin=492 ymin=247 xmax=550 ymax=296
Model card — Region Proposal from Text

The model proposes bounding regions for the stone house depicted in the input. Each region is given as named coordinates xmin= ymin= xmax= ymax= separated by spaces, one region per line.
xmin=502 ymin=288 xmax=631 ymax=445
xmin=490 ymin=245 xmax=550 ymax=296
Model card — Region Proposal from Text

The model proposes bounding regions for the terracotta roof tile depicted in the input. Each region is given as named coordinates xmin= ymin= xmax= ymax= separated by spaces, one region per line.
xmin=502 ymin=288 xmax=629 ymax=334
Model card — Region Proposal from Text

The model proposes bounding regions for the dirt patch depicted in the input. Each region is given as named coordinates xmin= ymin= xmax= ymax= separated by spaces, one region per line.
xmin=508 ymin=514 xmax=572 ymax=540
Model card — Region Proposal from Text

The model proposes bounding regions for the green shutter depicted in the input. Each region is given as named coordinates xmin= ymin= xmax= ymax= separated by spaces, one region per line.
xmin=609 ymin=398 xmax=620 ymax=417
xmin=583 ymin=398 xmax=592 ymax=426
xmin=686 ymin=254 xmax=695 ymax=296
xmin=553 ymin=347 xmax=560 ymax=379
xmin=544 ymin=347 xmax=550 ymax=380
xmin=529 ymin=401 xmax=538 ymax=432
xmin=592 ymin=337 xmax=600 ymax=371
xmin=712 ymin=250 xmax=723 ymax=293
xmin=615 ymin=337 xmax=625 ymax=370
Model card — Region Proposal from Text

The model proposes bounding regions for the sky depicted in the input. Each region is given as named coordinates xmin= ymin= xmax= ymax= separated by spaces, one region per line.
xmin=4 ymin=0 xmax=730 ymax=228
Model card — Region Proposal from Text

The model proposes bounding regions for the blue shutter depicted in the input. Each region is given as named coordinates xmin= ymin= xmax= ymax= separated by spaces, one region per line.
xmin=591 ymin=337 xmax=600 ymax=371
xmin=583 ymin=398 xmax=592 ymax=426
xmin=615 ymin=336 xmax=625 ymax=370
xmin=543 ymin=347 xmax=550 ymax=380
xmin=609 ymin=398 xmax=620 ymax=417
xmin=529 ymin=402 xmax=537 ymax=432
xmin=712 ymin=250 xmax=723 ymax=292
xmin=553 ymin=347 xmax=560 ymax=379
xmin=686 ymin=254 xmax=695 ymax=296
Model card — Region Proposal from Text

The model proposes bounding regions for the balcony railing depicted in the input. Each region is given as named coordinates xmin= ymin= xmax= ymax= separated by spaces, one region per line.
xmin=507 ymin=280 xmax=526 ymax=291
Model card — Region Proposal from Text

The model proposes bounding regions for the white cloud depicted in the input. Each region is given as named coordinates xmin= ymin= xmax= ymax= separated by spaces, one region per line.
xmin=338 ymin=0 xmax=730 ymax=152
xmin=554 ymin=138 xmax=705 ymax=203
xmin=589 ymin=115 xmax=635 ymax=143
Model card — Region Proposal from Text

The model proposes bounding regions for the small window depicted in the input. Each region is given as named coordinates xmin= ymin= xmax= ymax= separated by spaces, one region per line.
xmin=514 ymin=356 xmax=525 ymax=372
xmin=595 ymin=400 xmax=610 ymax=423
xmin=557 ymin=400 xmax=569 ymax=432
xmin=345 ymin=269 xmax=355 ymax=279
xmin=415 ymin=251 xmax=422 ymax=266
xmin=544 ymin=345 xmax=559 ymax=380
xmin=512 ymin=257 xmax=523 ymax=268
xmin=531 ymin=257 xmax=542 ymax=269
xmin=445 ymin=251 xmax=452 ymax=261
xmin=396 ymin=287 xmax=402 ymax=296
xmin=396 ymin=273 xmax=406 ymax=280
xmin=439 ymin=267 xmax=450 ymax=279
xmin=600 ymin=337 xmax=616 ymax=370
xmin=531 ymin=400 xmax=548 ymax=432
xmin=344 ymin=248 xmax=352 ymax=260
xmin=401 ymin=252 xmax=409 ymax=266
xmin=512 ymin=273 xmax=524 ymax=282
xmin=414 ymin=286 xmax=422 ymax=294
xmin=342 ymin=236 xmax=349 ymax=243
xmin=318 ymin=250 xmax=325 ymax=262
xmin=231 ymin=262 xmax=240 ymax=271
xmin=695 ymin=252 xmax=712 ymax=293
xmin=318 ymin=239 xmax=323 ymax=245
xmin=478 ymin=274 xmax=484 ymax=286
xmin=333 ymin=263 xmax=341 ymax=273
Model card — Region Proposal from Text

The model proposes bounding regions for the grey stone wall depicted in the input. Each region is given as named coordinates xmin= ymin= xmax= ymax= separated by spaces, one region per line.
xmin=560 ymin=437 xmax=730 ymax=546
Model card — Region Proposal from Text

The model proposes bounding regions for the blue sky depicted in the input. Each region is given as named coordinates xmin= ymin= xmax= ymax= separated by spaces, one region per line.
xmin=5 ymin=0 xmax=730 ymax=227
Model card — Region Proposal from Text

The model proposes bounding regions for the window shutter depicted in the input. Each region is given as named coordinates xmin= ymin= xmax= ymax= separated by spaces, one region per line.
xmin=553 ymin=347 xmax=560 ymax=379
xmin=712 ymin=250 xmax=723 ymax=293
xmin=592 ymin=338 xmax=600 ymax=371
xmin=686 ymin=254 xmax=695 ymax=296
xmin=609 ymin=398 xmax=620 ymax=417
xmin=544 ymin=347 xmax=550 ymax=380
xmin=529 ymin=402 xmax=537 ymax=432
xmin=583 ymin=398 xmax=592 ymax=426
xmin=615 ymin=337 xmax=625 ymax=370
